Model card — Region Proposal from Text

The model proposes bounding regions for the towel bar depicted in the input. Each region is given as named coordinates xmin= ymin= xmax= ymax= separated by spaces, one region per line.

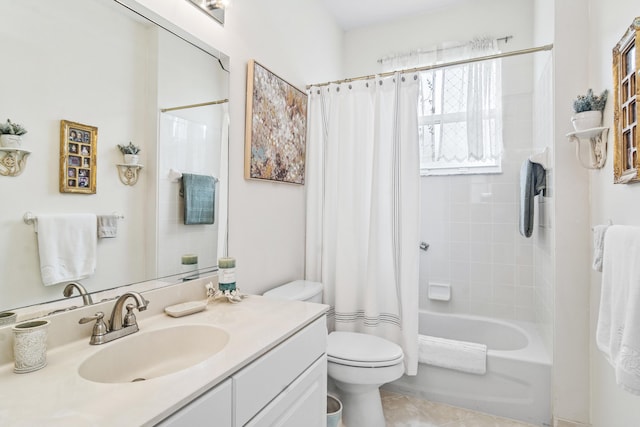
xmin=529 ymin=147 xmax=550 ymax=170
xmin=23 ymin=212 xmax=124 ymax=225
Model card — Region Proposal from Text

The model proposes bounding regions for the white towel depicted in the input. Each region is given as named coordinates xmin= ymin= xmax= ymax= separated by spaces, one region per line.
xmin=97 ymin=214 xmax=118 ymax=238
xmin=418 ymin=334 xmax=487 ymax=375
xmin=592 ymin=224 xmax=610 ymax=272
xmin=596 ymin=225 xmax=640 ymax=394
xmin=36 ymin=214 xmax=97 ymax=286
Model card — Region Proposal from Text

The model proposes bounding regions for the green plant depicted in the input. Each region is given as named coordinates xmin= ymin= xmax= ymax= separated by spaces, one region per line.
xmin=117 ymin=142 xmax=140 ymax=155
xmin=0 ymin=119 xmax=27 ymax=135
xmin=573 ymin=89 xmax=608 ymax=113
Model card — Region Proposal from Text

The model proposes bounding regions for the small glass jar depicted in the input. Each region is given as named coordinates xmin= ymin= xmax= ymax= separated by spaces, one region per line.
xmin=181 ymin=254 xmax=199 ymax=281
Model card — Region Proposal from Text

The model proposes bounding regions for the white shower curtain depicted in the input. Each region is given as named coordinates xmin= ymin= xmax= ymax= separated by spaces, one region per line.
xmin=306 ymin=74 xmax=420 ymax=375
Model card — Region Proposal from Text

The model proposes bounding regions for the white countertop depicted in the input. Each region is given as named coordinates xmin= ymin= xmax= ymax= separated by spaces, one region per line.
xmin=0 ymin=293 xmax=328 ymax=426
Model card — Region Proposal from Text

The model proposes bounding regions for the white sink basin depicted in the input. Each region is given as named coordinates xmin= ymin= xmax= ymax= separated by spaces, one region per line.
xmin=78 ymin=324 xmax=229 ymax=383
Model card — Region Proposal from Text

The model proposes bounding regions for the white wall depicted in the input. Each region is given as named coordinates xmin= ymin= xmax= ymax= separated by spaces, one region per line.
xmin=549 ymin=0 xmax=592 ymax=423
xmin=343 ymin=0 xmax=534 ymax=78
xmin=588 ymin=1 xmax=640 ymax=426
xmin=132 ymin=0 xmax=343 ymax=294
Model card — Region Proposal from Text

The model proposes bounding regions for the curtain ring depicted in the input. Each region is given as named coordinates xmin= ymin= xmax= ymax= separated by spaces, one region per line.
xmin=401 ymin=76 xmax=406 ymax=82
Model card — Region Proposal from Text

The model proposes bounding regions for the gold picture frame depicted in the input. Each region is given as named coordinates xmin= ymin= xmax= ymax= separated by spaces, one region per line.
xmin=613 ymin=17 xmax=640 ymax=183
xmin=60 ymin=120 xmax=97 ymax=194
xmin=244 ymin=60 xmax=308 ymax=185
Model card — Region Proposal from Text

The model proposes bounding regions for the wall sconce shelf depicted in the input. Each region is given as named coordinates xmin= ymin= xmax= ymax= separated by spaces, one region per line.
xmin=116 ymin=164 xmax=143 ymax=186
xmin=0 ymin=148 xmax=31 ymax=177
xmin=566 ymin=127 xmax=609 ymax=169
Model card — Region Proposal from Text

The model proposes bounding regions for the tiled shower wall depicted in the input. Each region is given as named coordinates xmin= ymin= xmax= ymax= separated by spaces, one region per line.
xmin=532 ymin=53 xmax=554 ymax=350
xmin=420 ymin=52 xmax=554 ymax=325
xmin=419 ymin=94 xmax=538 ymax=322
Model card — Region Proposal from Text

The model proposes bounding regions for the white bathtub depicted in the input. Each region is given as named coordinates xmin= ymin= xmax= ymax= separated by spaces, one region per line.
xmin=384 ymin=310 xmax=551 ymax=426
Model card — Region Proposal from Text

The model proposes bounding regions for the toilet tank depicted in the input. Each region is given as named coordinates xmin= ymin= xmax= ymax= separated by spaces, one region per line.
xmin=263 ymin=280 xmax=323 ymax=303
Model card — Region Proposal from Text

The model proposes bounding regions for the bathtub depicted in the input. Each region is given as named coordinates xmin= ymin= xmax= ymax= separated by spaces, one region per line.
xmin=384 ymin=310 xmax=551 ymax=426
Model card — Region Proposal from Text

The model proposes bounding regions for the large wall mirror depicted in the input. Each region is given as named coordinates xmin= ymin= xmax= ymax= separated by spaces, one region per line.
xmin=0 ymin=0 xmax=229 ymax=316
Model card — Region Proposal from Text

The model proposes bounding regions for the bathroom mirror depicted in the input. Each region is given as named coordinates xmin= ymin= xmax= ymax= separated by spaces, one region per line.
xmin=0 ymin=0 xmax=229 ymax=315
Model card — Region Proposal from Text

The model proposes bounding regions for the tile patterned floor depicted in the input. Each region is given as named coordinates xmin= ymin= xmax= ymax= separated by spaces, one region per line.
xmin=379 ymin=390 xmax=538 ymax=427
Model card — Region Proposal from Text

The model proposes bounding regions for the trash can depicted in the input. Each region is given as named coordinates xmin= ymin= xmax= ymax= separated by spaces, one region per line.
xmin=327 ymin=394 xmax=342 ymax=427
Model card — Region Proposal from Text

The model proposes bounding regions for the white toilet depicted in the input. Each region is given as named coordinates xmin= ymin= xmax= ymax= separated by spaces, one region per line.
xmin=264 ymin=280 xmax=405 ymax=427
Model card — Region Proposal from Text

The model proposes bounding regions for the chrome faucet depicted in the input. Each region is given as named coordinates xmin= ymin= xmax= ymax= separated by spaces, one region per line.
xmin=79 ymin=292 xmax=149 ymax=345
xmin=63 ymin=281 xmax=94 ymax=306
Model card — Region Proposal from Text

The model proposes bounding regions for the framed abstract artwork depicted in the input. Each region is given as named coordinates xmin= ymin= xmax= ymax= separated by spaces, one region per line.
xmin=244 ymin=60 xmax=308 ymax=184
xmin=60 ymin=120 xmax=97 ymax=194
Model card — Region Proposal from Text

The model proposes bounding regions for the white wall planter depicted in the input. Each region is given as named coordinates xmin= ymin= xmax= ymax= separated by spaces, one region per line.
xmin=123 ymin=154 xmax=140 ymax=165
xmin=0 ymin=134 xmax=22 ymax=148
xmin=571 ymin=110 xmax=602 ymax=131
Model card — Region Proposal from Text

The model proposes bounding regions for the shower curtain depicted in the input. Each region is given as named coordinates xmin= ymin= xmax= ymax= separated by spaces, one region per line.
xmin=306 ymin=73 xmax=420 ymax=375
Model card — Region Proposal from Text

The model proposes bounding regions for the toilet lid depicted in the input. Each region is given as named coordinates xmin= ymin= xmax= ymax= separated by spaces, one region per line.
xmin=327 ymin=331 xmax=404 ymax=368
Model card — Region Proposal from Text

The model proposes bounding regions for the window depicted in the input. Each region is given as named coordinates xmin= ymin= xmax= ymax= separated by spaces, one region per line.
xmin=418 ymin=58 xmax=503 ymax=176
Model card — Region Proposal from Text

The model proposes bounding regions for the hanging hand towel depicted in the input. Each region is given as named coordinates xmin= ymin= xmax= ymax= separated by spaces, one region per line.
xmin=97 ymin=214 xmax=118 ymax=238
xmin=418 ymin=334 xmax=487 ymax=375
xmin=596 ymin=225 xmax=640 ymax=394
xmin=181 ymin=173 xmax=216 ymax=225
xmin=592 ymin=224 xmax=610 ymax=272
xmin=36 ymin=214 xmax=97 ymax=286
xmin=518 ymin=159 xmax=546 ymax=238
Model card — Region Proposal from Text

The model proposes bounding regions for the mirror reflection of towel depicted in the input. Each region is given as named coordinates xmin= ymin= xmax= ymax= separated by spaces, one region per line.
xmin=181 ymin=173 xmax=216 ymax=225
xmin=36 ymin=214 xmax=97 ymax=286
xmin=97 ymin=215 xmax=118 ymax=238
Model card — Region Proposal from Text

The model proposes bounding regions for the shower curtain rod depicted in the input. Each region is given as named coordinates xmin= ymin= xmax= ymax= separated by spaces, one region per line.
xmin=160 ymin=98 xmax=229 ymax=113
xmin=306 ymin=44 xmax=553 ymax=90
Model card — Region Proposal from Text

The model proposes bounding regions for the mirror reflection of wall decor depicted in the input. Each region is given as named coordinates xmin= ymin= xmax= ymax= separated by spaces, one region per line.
xmin=60 ymin=120 xmax=97 ymax=194
xmin=613 ymin=17 xmax=640 ymax=183
xmin=244 ymin=60 xmax=308 ymax=185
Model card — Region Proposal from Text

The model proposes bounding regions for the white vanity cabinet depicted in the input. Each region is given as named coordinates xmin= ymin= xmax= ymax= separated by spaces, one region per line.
xmin=157 ymin=315 xmax=327 ymax=427
xmin=156 ymin=379 xmax=233 ymax=427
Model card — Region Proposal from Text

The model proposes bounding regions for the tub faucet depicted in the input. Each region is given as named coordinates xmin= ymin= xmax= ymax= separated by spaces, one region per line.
xmin=79 ymin=292 xmax=149 ymax=345
xmin=63 ymin=281 xmax=94 ymax=306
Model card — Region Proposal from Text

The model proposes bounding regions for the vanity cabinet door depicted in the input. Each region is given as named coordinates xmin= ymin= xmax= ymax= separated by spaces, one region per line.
xmin=156 ymin=378 xmax=232 ymax=427
xmin=233 ymin=316 xmax=327 ymax=426
xmin=245 ymin=354 xmax=327 ymax=427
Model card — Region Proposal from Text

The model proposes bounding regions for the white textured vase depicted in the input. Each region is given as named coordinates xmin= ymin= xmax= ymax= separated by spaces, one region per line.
xmin=123 ymin=154 xmax=139 ymax=165
xmin=571 ymin=110 xmax=602 ymax=132
xmin=12 ymin=320 xmax=50 ymax=373
xmin=0 ymin=134 xmax=22 ymax=148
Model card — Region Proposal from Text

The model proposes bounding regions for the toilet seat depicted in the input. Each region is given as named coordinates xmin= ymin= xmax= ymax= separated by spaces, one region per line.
xmin=327 ymin=331 xmax=404 ymax=368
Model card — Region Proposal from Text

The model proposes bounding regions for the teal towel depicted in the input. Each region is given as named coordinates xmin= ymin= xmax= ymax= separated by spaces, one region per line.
xmin=519 ymin=160 xmax=546 ymax=238
xmin=181 ymin=173 xmax=216 ymax=225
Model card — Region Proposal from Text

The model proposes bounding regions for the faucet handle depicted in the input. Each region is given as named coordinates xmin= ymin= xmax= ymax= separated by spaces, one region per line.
xmin=79 ymin=312 xmax=108 ymax=345
xmin=79 ymin=311 xmax=104 ymax=324
xmin=123 ymin=304 xmax=138 ymax=327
